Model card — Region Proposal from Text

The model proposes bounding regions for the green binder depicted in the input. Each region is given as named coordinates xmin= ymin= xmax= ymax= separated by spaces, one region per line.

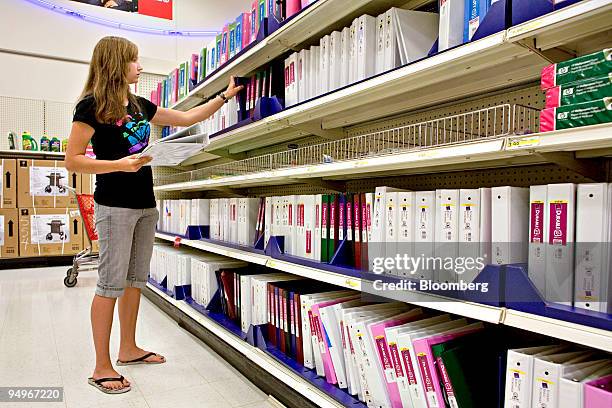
xmin=321 ymin=194 xmax=329 ymax=262
xmin=431 ymin=332 xmax=508 ymax=408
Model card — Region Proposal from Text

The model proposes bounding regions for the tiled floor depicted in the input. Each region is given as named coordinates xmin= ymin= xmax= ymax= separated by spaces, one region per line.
xmin=0 ymin=265 xmax=279 ymax=408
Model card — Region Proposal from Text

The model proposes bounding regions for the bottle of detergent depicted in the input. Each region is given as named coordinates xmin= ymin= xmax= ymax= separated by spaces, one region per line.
xmin=61 ymin=139 xmax=68 ymax=152
xmin=22 ymin=132 xmax=38 ymax=151
xmin=50 ymin=137 xmax=61 ymax=152
xmin=8 ymin=132 xmax=16 ymax=150
xmin=40 ymin=135 xmax=50 ymax=151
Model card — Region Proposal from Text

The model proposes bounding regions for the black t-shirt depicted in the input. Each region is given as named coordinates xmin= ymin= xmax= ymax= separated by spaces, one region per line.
xmin=73 ymin=95 xmax=157 ymax=209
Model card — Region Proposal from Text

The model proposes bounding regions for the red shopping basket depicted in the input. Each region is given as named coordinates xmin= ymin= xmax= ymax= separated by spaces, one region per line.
xmin=77 ymin=194 xmax=98 ymax=241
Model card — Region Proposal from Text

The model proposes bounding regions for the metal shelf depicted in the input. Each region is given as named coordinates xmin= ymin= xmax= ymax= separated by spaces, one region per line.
xmin=155 ymin=231 xmax=612 ymax=350
xmin=154 ymin=124 xmax=612 ymax=193
xmin=0 ymin=150 xmax=65 ymax=159
xmin=163 ymin=0 xmax=610 ymax=167
xmin=171 ymin=0 xmax=417 ymax=111
xmin=146 ymin=283 xmax=347 ymax=408
xmin=503 ymin=309 xmax=612 ymax=353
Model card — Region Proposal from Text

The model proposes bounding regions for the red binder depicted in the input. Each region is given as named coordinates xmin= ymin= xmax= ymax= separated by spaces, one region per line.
xmin=279 ymin=287 xmax=286 ymax=353
xmin=267 ymin=282 xmax=276 ymax=346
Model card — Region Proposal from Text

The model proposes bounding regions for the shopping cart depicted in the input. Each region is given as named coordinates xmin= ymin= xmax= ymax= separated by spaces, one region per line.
xmin=64 ymin=187 xmax=99 ymax=288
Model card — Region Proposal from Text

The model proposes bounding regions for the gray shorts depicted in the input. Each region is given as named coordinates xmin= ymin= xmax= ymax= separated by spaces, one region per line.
xmin=94 ymin=203 xmax=158 ymax=298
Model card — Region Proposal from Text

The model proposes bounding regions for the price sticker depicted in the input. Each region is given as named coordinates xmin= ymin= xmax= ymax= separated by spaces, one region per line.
xmin=173 ymin=236 xmax=182 ymax=248
xmin=507 ymin=135 xmax=541 ymax=150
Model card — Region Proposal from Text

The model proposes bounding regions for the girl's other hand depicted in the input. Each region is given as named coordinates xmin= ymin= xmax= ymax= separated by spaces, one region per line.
xmin=116 ymin=154 xmax=151 ymax=172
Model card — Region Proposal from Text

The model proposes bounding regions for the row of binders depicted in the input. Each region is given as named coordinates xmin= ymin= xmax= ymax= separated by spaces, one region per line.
xmin=283 ymin=7 xmax=439 ymax=106
xmin=156 ymin=199 xmax=210 ymax=237
xmin=151 ymin=0 xmax=312 ymax=108
xmin=155 ymin=182 xmax=612 ymax=314
xmin=203 ymin=63 xmax=284 ymax=135
xmin=150 ymin=243 xmax=247 ymax=308
xmin=187 ymin=264 xmax=612 ymax=408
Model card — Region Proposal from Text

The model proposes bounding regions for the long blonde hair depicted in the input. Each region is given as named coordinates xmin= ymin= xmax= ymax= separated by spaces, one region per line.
xmin=79 ymin=36 xmax=140 ymax=124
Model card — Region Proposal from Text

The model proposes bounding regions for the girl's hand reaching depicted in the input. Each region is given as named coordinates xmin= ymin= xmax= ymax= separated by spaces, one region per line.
xmin=225 ymin=76 xmax=244 ymax=99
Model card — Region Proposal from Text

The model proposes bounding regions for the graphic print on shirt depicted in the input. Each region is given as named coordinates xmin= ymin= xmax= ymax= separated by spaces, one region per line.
xmin=118 ymin=112 xmax=151 ymax=154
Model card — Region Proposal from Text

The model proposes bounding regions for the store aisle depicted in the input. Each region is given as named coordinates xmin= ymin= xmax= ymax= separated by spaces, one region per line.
xmin=0 ymin=266 xmax=279 ymax=408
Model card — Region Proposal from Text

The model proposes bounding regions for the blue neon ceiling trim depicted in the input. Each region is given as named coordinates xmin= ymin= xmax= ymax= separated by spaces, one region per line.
xmin=26 ymin=0 xmax=217 ymax=36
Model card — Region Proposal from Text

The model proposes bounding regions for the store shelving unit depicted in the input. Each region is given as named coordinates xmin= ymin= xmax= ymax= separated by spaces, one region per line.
xmin=154 ymin=232 xmax=612 ymax=352
xmin=0 ymin=150 xmax=65 ymax=159
xmin=149 ymin=1 xmax=612 ymax=407
xmin=164 ymin=0 xmax=610 ymax=167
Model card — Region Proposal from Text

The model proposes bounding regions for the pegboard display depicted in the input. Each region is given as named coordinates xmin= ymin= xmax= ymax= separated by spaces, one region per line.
xmin=0 ymin=96 xmax=45 ymax=150
xmin=44 ymin=100 xmax=74 ymax=141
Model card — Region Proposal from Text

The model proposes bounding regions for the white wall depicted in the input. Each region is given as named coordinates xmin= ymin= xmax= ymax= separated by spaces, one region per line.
xmin=0 ymin=0 xmax=249 ymax=102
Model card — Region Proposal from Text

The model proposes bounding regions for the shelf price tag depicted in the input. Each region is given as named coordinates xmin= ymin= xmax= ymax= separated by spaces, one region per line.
xmin=345 ymin=279 xmax=359 ymax=288
xmin=173 ymin=236 xmax=182 ymax=248
xmin=268 ymin=260 xmax=277 ymax=268
xmin=507 ymin=135 xmax=541 ymax=150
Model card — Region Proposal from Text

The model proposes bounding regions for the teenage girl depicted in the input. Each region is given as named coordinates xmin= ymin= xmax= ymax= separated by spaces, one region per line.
xmin=66 ymin=36 xmax=242 ymax=394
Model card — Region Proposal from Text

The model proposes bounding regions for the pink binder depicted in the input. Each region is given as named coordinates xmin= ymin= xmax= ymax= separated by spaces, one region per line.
xmin=368 ymin=309 xmax=424 ymax=408
xmin=412 ymin=323 xmax=484 ymax=408
xmin=311 ymin=295 xmax=360 ymax=384
xmin=585 ymin=374 xmax=612 ymax=408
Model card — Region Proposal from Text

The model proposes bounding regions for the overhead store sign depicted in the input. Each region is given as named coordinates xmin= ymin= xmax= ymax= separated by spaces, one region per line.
xmin=69 ymin=0 xmax=173 ymax=21
xmin=138 ymin=0 xmax=173 ymax=20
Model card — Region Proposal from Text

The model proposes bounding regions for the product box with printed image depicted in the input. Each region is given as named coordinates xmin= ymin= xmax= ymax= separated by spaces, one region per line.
xmin=19 ymin=208 xmax=83 ymax=256
xmin=540 ymin=98 xmax=612 ymax=132
xmin=0 ymin=208 xmax=18 ymax=258
xmin=0 ymin=159 xmax=17 ymax=208
xmin=17 ymin=160 xmax=81 ymax=208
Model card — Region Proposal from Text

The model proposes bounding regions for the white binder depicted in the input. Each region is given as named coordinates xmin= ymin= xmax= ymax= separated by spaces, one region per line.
xmin=491 ymin=186 xmax=529 ymax=265
xmin=309 ymin=45 xmax=320 ymax=98
xmin=545 ymin=183 xmax=576 ymax=305
xmin=439 ymin=0 xmax=465 ymax=51
xmin=435 ymin=189 xmax=460 ymax=283
xmin=371 ymin=187 xmax=405 ymax=273
xmin=529 ymin=185 xmax=549 ymax=296
xmin=574 ymin=183 xmax=612 ymax=313
xmin=321 ymin=299 xmax=365 ymax=389
xmin=504 ymin=345 xmax=569 ymax=408
xmin=328 ymin=31 xmax=342 ymax=91
xmin=414 ymin=191 xmax=436 ymax=280
xmin=459 ymin=188 xmax=491 ymax=283
xmin=393 ymin=8 xmax=439 ymax=65
xmin=264 ymin=197 xmax=273 ymax=249
xmin=340 ymin=27 xmax=351 ymax=87
xmin=349 ymin=18 xmax=358 ymax=84
xmin=356 ymin=14 xmax=376 ymax=81
xmin=314 ymin=194 xmax=323 ymax=262
xmin=398 ymin=191 xmax=415 ymax=278
xmin=558 ymin=360 xmax=612 ymax=408
xmin=297 ymin=49 xmax=310 ymax=102
xmin=319 ymin=35 xmax=331 ymax=95
xmin=531 ymin=351 xmax=597 ymax=408
xmin=385 ymin=191 xmax=400 ymax=276
xmin=238 ymin=198 xmax=259 ymax=246
xmin=375 ymin=13 xmax=386 ymax=75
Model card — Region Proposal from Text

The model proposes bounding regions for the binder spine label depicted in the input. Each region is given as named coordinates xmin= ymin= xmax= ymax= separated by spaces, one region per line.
xmin=530 ymin=201 xmax=545 ymax=243
xmin=549 ymin=201 xmax=568 ymax=245
xmin=400 ymin=349 xmax=417 ymax=385
xmin=418 ymin=353 xmax=439 ymax=407
xmin=389 ymin=343 xmax=405 ymax=382
xmin=347 ymin=201 xmax=353 ymax=240
xmin=322 ymin=204 xmax=328 ymax=239
xmin=375 ymin=336 xmax=396 ymax=383
xmin=339 ymin=201 xmax=345 ymax=241
xmin=436 ymin=357 xmax=459 ymax=408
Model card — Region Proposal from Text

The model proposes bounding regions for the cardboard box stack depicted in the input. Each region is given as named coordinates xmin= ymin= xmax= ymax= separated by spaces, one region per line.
xmin=0 ymin=158 xmax=86 ymax=258
xmin=1 ymin=159 xmax=18 ymax=258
